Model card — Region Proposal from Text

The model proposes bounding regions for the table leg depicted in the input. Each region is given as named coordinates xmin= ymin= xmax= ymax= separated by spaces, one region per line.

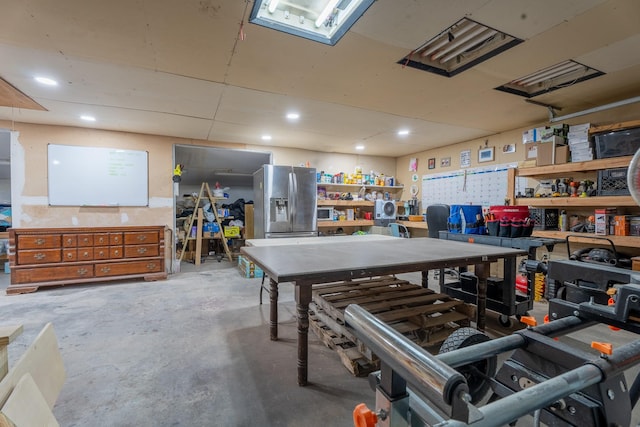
xmin=475 ymin=262 xmax=490 ymax=332
xmin=295 ymin=284 xmax=312 ymax=386
xmin=270 ymin=278 xmax=278 ymax=341
xmin=421 ymin=270 xmax=429 ymax=288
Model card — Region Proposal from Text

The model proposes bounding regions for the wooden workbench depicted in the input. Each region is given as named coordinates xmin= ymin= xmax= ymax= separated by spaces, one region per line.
xmin=240 ymin=237 xmax=525 ymax=386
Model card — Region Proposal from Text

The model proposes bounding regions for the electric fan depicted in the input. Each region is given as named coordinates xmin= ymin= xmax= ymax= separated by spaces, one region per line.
xmin=629 ymin=147 xmax=640 ymax=207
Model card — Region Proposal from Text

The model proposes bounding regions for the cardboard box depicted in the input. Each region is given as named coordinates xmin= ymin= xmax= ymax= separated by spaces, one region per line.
xmin=569 ymin=123 xmax=590 ymax=133
xmin=614 ymin=215 xmax=631 ymax=236
xmin=540 ymin=134 xmax=566 ymax=145
xmin=630 ymin=217 xmax=640 ymax=237
xmin=238 ymin=255 xmax=264 ymax=278
xmin=595 ymin=208 xmax=616 ymax=235
xmin=527 ymin=142 xmax=568 ymax=166
xmin=224 ymin=226 xmax=241 ymax=238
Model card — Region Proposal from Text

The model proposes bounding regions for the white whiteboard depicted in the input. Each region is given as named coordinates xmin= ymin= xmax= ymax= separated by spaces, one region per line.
xmin=421 ymin=163 xmax=523 ymax=208
xmin=48 ymin=144 xmax=148 ymax=206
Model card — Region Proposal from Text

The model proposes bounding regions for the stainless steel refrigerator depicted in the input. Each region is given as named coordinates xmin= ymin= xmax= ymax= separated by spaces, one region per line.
xmin=253 ymin=165 xmax=318 ymax=238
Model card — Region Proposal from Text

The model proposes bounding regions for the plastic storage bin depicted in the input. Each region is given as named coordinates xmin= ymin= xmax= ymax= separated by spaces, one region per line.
xmin=594 ymin=127 xmax=640 ymax=158
xmin=597 ymin=168 xmax=630 ymax=196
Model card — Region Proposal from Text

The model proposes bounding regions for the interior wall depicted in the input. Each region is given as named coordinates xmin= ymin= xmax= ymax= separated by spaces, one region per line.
xmin=2 ymin=121 xmax=397 ymax=230
xmin=395 ymin=103 xmax=640 ymax=210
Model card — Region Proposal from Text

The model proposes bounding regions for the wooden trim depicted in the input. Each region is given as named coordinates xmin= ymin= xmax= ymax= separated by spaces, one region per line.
xmin=515 ymin=195 xmax=636 ymax=207
xmin=516 ymin=156 xmax=632 ymax=177
xmin=589 ymin=120 xmax=640 ymax=134
xmin=532 ymin=230 xmax=640 ymax=248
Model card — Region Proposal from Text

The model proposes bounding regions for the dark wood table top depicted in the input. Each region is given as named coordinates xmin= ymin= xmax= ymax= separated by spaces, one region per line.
xmin=241 ymin=237 xmax=526 ymax=284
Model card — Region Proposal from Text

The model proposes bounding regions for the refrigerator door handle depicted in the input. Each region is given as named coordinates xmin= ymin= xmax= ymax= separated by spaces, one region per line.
xmin=289 ymin=171 xmax=297 ymax=228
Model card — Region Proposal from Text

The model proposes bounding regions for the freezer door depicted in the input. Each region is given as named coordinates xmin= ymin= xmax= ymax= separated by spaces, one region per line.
xmin=264 ymin=165 xmax=294 ymax=234
xmin=291 ymin=167 xmax=317 ymax=233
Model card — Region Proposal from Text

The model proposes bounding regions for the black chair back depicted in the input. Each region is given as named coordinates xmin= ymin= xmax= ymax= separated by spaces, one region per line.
xmin=426 ymin=204 xmax=450 ymax=238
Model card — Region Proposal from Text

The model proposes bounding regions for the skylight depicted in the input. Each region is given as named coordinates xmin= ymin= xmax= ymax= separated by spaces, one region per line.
xmin=399 ymin=18 xmax=523 ymax=77
xmin=495 ymin=60 xmax=605 ymax=98
xmin=249 ymin=0 xmax=375 ymax=45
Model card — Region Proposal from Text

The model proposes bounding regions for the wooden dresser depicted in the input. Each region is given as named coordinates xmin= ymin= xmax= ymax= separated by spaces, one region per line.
xmin=8 ymin=226 xmax=167 ymax=295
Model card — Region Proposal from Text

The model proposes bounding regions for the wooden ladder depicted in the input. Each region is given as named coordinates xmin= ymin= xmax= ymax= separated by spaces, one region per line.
xmin=178 ymin=182 xmax=232 ymax=263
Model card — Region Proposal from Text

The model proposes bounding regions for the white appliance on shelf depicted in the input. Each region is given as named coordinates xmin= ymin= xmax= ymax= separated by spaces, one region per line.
xmin=374 ymin=199 xmax=397 ymax=223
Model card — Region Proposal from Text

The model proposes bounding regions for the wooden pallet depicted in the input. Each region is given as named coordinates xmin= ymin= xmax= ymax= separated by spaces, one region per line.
xmin=309 ymin=276 xmax=475 ymax=376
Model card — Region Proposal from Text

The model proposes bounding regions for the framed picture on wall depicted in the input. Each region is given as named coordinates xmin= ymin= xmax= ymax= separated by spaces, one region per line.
xmin=428 ymin=158 xmax=436 ymax=169
xmin=478 ymin=147 xmax=494 ymax=163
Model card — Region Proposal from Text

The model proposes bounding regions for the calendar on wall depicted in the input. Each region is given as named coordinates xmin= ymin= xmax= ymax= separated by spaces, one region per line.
xmin=421 ymin=163 xmax=522 ymax=208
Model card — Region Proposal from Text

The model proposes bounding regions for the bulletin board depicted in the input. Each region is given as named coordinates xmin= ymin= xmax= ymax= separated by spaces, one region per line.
xmin=421 ymin=163 xmax=522 ymax=207
xmin=48 ymin=144 xmax=149 ymax=206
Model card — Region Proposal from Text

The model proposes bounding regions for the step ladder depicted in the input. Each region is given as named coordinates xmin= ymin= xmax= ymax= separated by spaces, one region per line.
xmin=178 ymin=182 xmax=232 ymax=263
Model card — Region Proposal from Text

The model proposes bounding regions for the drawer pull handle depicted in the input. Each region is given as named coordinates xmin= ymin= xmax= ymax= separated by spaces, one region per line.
xmin=66 ymin=238 xmax=74 ymax=244
xmin=101 ymin=267 xmax=110 ymax=273
xmin=77 ymin=268 xmax=88 ymax=276
xmin=67 ymin=253 xmax=73 ymax=259
xmin=137 ymin=247 xmax=147 ymax=254
xmin=99 ymin=251 xmax=105 ymax=257
xmin=114 ymin=250 xmax=120 ymax=255
xmin=35 ymin=239 xmax=45 ymax=245
xmin=98 ymin=238 xmax=106 ymax=243
xmin=146 ymin=263 xmax=156 ymax=270
xmin=114 ymin=237 xmax=120 ymax=243
xmin=137 ymin=235 xmax=147 ymax=241
xmin=34 ymin=253 xmax=46 ymax=260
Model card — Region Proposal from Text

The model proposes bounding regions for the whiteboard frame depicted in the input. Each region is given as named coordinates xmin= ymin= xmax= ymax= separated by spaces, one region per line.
xmin=47 ymin=144 xmax=149 ymax=207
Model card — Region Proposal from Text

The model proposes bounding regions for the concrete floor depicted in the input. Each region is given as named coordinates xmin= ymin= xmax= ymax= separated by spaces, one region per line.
xmin=0 ymin=258 xmax=639 ymax=426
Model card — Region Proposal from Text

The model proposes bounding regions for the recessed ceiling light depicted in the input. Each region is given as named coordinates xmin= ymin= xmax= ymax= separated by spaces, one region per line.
xmin=286 ymin=112 xmax=300 ymax=120
xmin=261 ymin=135 xmax=272 ymax=141
xmin=34 ymin=76 xmax=58 ymax=86
xmin=397 ymin=129 xmax=410 ymax=136
xmin=80 ymin=115 xmax=96 ymax=122
xmin=355 ymin=145 xmax=365 ymax=150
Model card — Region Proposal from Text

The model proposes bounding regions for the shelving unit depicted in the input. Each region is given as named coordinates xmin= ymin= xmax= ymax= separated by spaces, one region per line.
xmin=515 ymin=149 xmax=639 ymax=248
xmin=316 ymin=183 xmax=404 ymax=232
xmin=178 ymin=182 xmax=232 ymax=263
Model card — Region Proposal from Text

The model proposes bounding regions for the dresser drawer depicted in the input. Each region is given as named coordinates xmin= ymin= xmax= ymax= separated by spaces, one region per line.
xmin=94 ymin=233 xmax=110 ymax=246
xmin=78 ymin=248 xmax=94 ymax=261
xmin=17 ymin=249 xmax=62 ymax=264
xmin=62 ymin=248 xmax=93 ymax=261
xmin=62 ymin=234 xmax=77 ymax=247
xmin=13 ymin=265 xmax=94 ymax=284
xmin=124 ymin=231 xmax=159 ymax=245
xmin=94 ymin=245 xmax=124 ymax=259
xmin=63 ymin=249 xmax=77 ymax=262
xmin=77 ymin=234 xmax=94 ymax=247
xmin=124 ymin=244 xmax=159 ymax=258
xmin=17 ymin=235 xmax=61 ymax=249
xmin=95 ymin=259 xmax=162 ymax=277
xmin=110 ymin=233 xmax=123 ymax=245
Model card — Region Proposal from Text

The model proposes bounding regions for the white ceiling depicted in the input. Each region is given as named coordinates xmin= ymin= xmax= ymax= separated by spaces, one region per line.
xmin=1 ymin=0 xmax=639 ymax=158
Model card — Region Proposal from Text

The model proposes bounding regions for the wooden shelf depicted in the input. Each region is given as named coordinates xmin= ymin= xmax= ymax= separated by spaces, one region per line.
xmin=317 ymin=183 xmax=404 ymax=190
xmin=317 ymin=200 xmax=373 ymax=206
xmin=589 ymin=120 xmax=640 ymax=135
xmin=517 ymin=156 xmax=632 ymax=177
xmin=532 ymin=230 xmax=640 ymax=248
xmin=515 ymin=195 xmax=637 ymax=207
xmin=397 ymin=220 xmax=428 ymax=229
xmin=317 ymin=220 xmax=374 ymax=228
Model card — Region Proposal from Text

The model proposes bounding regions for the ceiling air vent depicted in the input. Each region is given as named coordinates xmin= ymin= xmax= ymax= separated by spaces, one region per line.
xmin=496 ymin=60 xmax=605 ymax=98
xmin=399 ymin=18 xmax=523 ymax=77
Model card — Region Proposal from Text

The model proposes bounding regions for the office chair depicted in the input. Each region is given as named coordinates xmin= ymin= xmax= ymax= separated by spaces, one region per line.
xmin=425 ymin=204 xmax=458 ymax=289
xmin=389 ymin=222 xmax=410 ymax=238
xmin=426 ymin=204 xmax=450 ymax=238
